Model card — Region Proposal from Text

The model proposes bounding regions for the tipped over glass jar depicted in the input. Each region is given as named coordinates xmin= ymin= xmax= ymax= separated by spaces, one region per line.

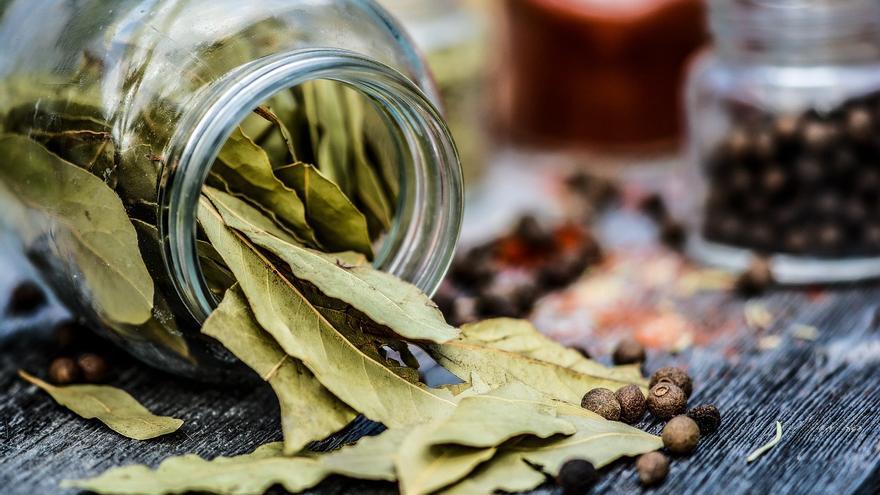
xmin=686 ymin=0 xmax=880 ymax=283
xmin=0 ymin=0 xmax=462 ymax=379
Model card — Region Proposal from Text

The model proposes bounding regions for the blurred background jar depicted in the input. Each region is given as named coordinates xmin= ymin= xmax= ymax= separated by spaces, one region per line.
xmin=379 ymin=0 xmax=490 ymax=186
xmin=495 ymin=0 xmax=706 ymax=169
xmin=687 ymin=0 xmax=880 ymax=283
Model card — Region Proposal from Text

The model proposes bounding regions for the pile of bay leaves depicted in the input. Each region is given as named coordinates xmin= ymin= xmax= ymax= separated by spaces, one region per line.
xmin=4 ymin=80 xmax=662 ymax=494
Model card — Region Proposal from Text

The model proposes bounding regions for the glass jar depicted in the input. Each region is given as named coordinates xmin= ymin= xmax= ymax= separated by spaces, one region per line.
xmin=0 ymin=0 xmax=462 ymax=379
xmin=378 ymin=0 xmax=489 ymax=186
xmin=686 ymin=0 xmax=880 ymax=283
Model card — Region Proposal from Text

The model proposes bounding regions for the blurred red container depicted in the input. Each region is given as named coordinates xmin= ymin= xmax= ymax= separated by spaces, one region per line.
xmin=496 ymin=0 xmax=707 ymax=152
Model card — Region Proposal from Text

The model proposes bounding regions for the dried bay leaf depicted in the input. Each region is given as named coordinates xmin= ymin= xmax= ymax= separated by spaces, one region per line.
xmin=425 ymin=392 xmax=576 ymax=449
xmin=63 ymin=449 xmax=327 ymax=495
xmin=198 ymin=199 xmax=458 ymax=427
xmin=0 ymin=134 xmax=153 ymax=324
xmin=429 ymin=338 xmax=639 ymax=405
xmin=437 ymin=450 xmax=546 ymax=495
xmin=207 ymin=188 xmax=458 ymax=344
xmin=274 ymin=162 xmax=373 ymax=257
xmin=202 ymin=287 xmax=356 ymax=455
xmin=315 ymin=427 xmax=410 ymax=481
xmin=214 ymin=127 xmax=320 ymax=246
xmin=18 ymin=370 xmax=182 ymax=440
xmin=515 ymin=415 xmax=662 ymax=473
xmin=460 ymin=319 xmax=647 ymax=387
xmin=396 ymin=423 xmax=498 ymax=495
xmin=253 ymin=105 xmax=298 ymax=164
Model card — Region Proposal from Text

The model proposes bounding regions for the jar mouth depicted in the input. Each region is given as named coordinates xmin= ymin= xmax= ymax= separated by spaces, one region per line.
xmin=159 ymin=49 xmax=463 ymax=323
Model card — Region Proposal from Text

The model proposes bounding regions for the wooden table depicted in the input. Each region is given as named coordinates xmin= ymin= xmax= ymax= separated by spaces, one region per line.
xmin=1 ymin=157 xmax=879 ymax=495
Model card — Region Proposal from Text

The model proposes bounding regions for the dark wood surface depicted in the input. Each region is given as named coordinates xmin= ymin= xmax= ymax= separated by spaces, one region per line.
xmin=1 ymin=169 xmax=880 ymax=494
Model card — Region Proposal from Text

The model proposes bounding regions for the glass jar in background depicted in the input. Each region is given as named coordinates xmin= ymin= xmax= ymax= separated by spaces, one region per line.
xmin=0 ymin=0 xmax=462 ymax=379
xmin=686 ymin=0 xmax=880 ymax=283
xmin=378 ymin=0 xmax=489 ymax=186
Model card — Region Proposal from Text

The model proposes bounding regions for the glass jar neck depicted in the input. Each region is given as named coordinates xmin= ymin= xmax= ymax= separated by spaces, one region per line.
xmin=709 ymin=0 xmax=880 ymax=65
xmin=158 ymin=49 xmax=462 ymax=323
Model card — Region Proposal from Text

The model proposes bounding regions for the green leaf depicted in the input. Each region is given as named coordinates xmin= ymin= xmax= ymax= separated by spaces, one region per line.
xmin=202 ymin=287 xmax=356 ymax=455
xmin=206 ymin=188 xmax=458 ymax=344
xmin=62 ymin=448 xmax=328 ymax=495
xmin=274 ymin=162 xmax=373 ymax=257
xmin=214 ymin=127 xmax=320 ymax=246
xmin=425 ymin=387 xmax=577 ymax=449
xmin=396 ymin=423 xmax=497 ymax=495
xmin=459 ymin=318 xmax=646 ymax=386
xmin=198 ymin=199 xmax=458 ymax=427
xmin=18 ymin=370 xmax=182 ymax=440
xmin=0 ymin=134 xmax=153 ymax=324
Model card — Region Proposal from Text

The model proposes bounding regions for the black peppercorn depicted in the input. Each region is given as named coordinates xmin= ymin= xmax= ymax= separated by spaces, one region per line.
xmin=687 ymin=404 xmax=722 ymax=436
xmin=48 ymin=357 xmax=81 ymax=385
xmin=649 ymin=366 xmax=693 ymax=398
xmin=556 ymin=459 xmax=598 ymax=495
xmin=6 ymin=280 xmax=47 ymax=316
xmin=640 ymin=194 xmax=668 ymax=222
xmin=78 ymin=354 xmax=109 ymax=383
xmin=774 ymin=114 xmax=801 ymax=141
xmin=847 ymin=107 xmax=873 ymax=141
xmin=735 ymin=256 xmax=774 ymax=296
xmin=662 ymin=415 xmax=701 ymax=455
xmin=761 ymin=167 xmax=787 ymax=194
xmin=647 ymin=382 xmax=687 ymax=421
xmin=612 ymin=337 xmax=645 ymax=365
xmin=636 ymin=452 xmax=669 ymax=486
xmin=513 ymin=215 xmax=553 ymax=251
xmin=581 ymin=388 xmax=621 ymax=421
xmin=615 ymin=384 xmax=646 ymax=424
xmin=802 ymin=120 xmax=835 ymax=152
xmin=660 ymin=219 xmax=686 ymax=250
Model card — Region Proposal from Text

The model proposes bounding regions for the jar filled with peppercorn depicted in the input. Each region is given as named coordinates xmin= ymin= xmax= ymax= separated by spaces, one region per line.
xmin=686 ymin=0 xmax=880 ymax=282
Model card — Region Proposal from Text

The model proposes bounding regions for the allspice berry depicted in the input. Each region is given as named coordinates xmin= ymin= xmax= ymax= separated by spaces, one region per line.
xmin=687 ymin=404 xmax=722 ymax=436
xmin=581 ymin=388 xmax=621 ymax=421
xmin=649 ymin=366 xmax=693 ymax=398
xmin=647 ymin=382 xmax=687 ymax=420
xmin=636 ymin=451 xmax=669 ymax=486
xmin=556 ymin=459 xmax=598 ymax=495
xmin=48 ymin=357 xmax=81 ymax=385
xmin=662 ymin=415 xmax=701 ymax=455
xmin=612 ymin=337 xmax=645 ymax=365
xmin=615 ymin=384 xmax=646 ymax=424
xmin=78 ymin=354 xmax=109 ymax=383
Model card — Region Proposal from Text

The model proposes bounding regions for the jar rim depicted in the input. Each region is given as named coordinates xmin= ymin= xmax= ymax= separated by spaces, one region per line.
xmin=159 ymin=48 xmax=463 ymax=323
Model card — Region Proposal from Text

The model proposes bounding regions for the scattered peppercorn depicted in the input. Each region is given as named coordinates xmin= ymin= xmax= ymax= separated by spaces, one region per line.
xmin=612 ymin=337 xmax=645 ymax=365
xmin=660 ymin=218 xmax=686 ymax=250
xmin=649 ymin=366 xmax=693 ymax=398
xmin=581 ymin=388 xmax=621 ymax=421
xmin=639 ymin=194 xmax=668 ymax=222
xmin=636 ymin=451 xmax=669 ymax=486
xmin=48 ymin=357 xmax=81 ymax=385
xmin=647 ymin=382 xmax=687 ymax=421
xmin=556 ymin=459 xmax=598 ymax=495
xmin=77 ymin=354 xmax=109 ymax=383
xmin=662 ymin=415 xmax=701 ymax=455
xmin=687 ymin=404 xmax=722 ymax=436
xmin=615 ymin=384 xmax=646 ymax=424
xmin=735 ymin=256 xmax=774 ymax=296
xmin=6 ymin=280 xmax=47 ymax=316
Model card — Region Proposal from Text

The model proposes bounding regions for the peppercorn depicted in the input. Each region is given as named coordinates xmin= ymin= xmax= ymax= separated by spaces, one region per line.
xmin=687 ymin=404 xmax=722 ymax=436
xmin=636 ymin=451 xmax=669 ymax=486
xmin=640 ymin=194 xmax=668 ymax=222
xmin=581 ymin=388 xmax=621 ymax=421
xmin=660 ymin=219 xmax=686 ymax=250
xmin=662 ymin=415 xmax=701 ymax=455
xmin=556 ymin=459 xmax=597 ymax=495
xmin=649 ymin=366 xmax=693 ymax=398
xmin=735 ymin=256 xmax=774 ymax=296
xmin=846 ymin=106 xmax=873 ymax=141
xmin=513 ymin=215 xmax=553 ymax=251
xmin=615 ymin=384 xmax=646 ymax=424
xmin=48 ymin=357 xmax=81 ymax=385
xmin=612 ymin=337 xmax=645 ymax=365
xmin=78 ymin=354 xmax=109 ymax=383
xmin=646 ymin=382 xmax=687 ymax=421
xmin=6 ymin=280 xmax=47 ymax=316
